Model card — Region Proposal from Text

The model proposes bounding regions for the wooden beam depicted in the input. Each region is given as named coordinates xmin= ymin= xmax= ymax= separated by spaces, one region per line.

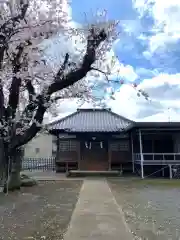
xmin=108 ymin=141 xmax=111 ymax=170
xmin=131 ymin=132 xmax=135 ymax=173
xmin=169 ymin=164 xmax=172 ymax=179
xmin=78 ymin=141 xmax=81 ymax=170
xmin=55 ymin=134 xmax=60 ymax=171
xmin=139 ymin=129 xmax=144 ymax=179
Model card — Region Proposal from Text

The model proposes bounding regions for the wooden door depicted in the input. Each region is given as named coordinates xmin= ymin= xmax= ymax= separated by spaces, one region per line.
xmin=81 ymin=141 xmax=108 ymax=171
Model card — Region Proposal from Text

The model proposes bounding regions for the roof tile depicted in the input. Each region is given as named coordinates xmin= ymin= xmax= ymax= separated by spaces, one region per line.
xmin=48 ymin=108 xmax=134 ymax=132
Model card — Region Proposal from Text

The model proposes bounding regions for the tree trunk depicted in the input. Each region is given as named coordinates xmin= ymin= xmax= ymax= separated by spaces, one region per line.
xmin=4 ymin=147 xmax=24 ymax=192
xmin=0 ymin=139 xmax=6 ymax=192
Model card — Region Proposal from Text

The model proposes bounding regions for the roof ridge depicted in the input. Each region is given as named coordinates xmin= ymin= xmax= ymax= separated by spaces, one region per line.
xmin=77 ymin=108 xmax=111 ymax=111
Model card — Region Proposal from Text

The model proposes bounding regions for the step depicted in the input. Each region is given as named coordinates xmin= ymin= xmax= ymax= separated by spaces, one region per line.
xmin=66 ymin=170 xmax=121 ymax=177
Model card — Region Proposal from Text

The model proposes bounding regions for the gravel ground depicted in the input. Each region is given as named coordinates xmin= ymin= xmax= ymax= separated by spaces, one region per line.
xmin=0 ymin=180 xmax=82 ymax=240
xmin=108 ymin=178 xmax=180 ymax=240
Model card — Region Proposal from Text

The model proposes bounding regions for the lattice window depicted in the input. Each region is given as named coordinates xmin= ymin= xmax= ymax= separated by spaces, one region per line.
xmin=59 ymin=140 xmax=78 ymax=151
xmin=110 ymin=141 xmax=129 ymax=151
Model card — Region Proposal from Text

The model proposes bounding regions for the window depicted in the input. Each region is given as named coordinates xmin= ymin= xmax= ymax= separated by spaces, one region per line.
xmin=110 ymin=141 xmax=129 ymax=151
xmin=35 ymin=148 xmax=40 ymax=154
xmin=59 ymin=140 xmax=78 ymax=151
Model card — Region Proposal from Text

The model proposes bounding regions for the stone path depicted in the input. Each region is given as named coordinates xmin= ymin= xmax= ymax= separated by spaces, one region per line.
xmin=64 ymin=179 xmax=133 ymax=240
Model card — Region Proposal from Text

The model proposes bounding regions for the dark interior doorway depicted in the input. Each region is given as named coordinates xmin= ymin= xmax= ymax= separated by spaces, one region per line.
xmin=81 ymin=140 xmax=108 ymax=171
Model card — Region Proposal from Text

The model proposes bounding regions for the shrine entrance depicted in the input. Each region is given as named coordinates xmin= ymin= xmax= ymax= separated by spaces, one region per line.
xmin=80 ymin=139 xmax=108 ymax=171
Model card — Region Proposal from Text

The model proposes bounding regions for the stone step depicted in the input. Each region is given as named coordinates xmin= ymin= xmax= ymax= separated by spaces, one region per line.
xmin=66 ymin=170 xmax=121 ymax=177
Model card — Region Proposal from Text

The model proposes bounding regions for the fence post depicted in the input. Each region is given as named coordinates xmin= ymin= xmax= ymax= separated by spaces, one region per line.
xmin=169 ymin=164 xmax=172 ymax=179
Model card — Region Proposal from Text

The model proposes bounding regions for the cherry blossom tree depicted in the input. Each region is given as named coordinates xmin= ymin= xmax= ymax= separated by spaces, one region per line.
xmin=0 ymin=0 xmax=120 ymax=192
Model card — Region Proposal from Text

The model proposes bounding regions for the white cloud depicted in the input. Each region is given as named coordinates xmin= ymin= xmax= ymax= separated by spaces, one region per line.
xmin=133 ymin=0 xmax=180 ymax=53
xmin=43 ymin=99 xmax=99 ymax=124
xmin=44 ymin=71 xmax=180 ymax=123
xmin=117 ymin=64 xmax=138 ymax=82
xmin=139 ymin=73 xmax=180 ymax=100
xmin=43 ymin=98 xmax=80 ymax=123
xmin=137 ymin=110 xmax=180 ymax=122
xmin=108 ymin=84 xmax=146 ymax=120
xmin=107 ymin=73 xmax=180 ymax=121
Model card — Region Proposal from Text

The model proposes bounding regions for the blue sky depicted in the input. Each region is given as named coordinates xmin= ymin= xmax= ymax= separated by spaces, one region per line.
xmin=71 ymin=0 xmax=180 ymax=76
xmin=70 ymin=0 xmax=180 ymax=121
xmin=71 ymin=0 xmax=137 ymax=22
xmin=46 ymin=0 xmax=180 ymax=123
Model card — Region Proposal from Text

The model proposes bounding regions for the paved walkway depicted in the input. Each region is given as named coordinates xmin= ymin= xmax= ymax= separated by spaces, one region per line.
xmin=64 ymin=179 xmax=133 ymax=240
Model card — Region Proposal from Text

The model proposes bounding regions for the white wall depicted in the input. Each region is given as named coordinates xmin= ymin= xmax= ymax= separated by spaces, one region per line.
xmin=24 ymin=132 xmax=56 ymax=158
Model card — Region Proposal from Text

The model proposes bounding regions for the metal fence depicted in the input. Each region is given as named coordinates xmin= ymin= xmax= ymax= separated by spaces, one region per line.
xmin=22 ymin=157 xmax=56 ymax=171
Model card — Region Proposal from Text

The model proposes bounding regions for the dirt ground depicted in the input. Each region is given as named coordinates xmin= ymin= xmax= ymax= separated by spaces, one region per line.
xmin=0 ymin=180 xmax=82 ymax=240
xmin=108 ymin=178 xmax=180 ymax=240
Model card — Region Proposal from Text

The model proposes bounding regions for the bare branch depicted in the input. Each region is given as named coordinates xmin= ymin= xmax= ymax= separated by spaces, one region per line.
xmin=90 ymin=67 xmax=109 ymax=81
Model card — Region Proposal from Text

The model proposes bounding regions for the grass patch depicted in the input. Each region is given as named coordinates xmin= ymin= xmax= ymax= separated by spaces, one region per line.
xmin=117 ymin=177 xmax=180 ymax=187
xmin=135 ymin=178 xmax=180 ymax=187
xmin=109 ymin=177 xmax=180 ymax=187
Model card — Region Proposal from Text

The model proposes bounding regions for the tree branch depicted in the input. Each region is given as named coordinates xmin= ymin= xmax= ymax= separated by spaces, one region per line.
xmin=26 ymin=80 xmax=36 ymax=102
xmin=0 ymin=1 xmax=28 ymax=32
xmin=0 ymin=1 xmax=28 ymax=69
xmin=6 ymin=44 xmax=24 ymax=119
xmin=55 ymin=53 xmax=69 ymax=80
xmin=19 ymin=79 xmax=37 ymax=126
xmin=11 ymin=28 xmax=107 ymax=149
xmin=0 ymin=80 xmax=4 ymax=120
xmin=50 ymin=91 xmax=88 ymax=102
xmin=48 ymin=29 xmax=107 ymax=95
xmin=90 ymin=67 xmax=109 ymax=81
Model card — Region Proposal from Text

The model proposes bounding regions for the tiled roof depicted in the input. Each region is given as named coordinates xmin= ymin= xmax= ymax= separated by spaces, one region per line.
xmin=48 ymin=108 xmax=134 ymax=132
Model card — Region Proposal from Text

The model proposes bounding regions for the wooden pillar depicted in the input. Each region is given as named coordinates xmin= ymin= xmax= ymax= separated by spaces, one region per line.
xmin=139 ymin=129 xmax=144 ymax=179
xmin=108 ymin=141 xmax=111 ymax=170
xmin=169 ymin=164 xmax=172 ymax=179
xmin=152 ymin=138 xmax=154 ymax=161
xmin=162 ymin=168 xmax=165 ymax=177
xmin=131 ymin=132 xmax=135 ymax=173
xmin=55 ymin=134 xmax=60 ymax=172
xmin=78 ymin=141 xmax=81 ymax=170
